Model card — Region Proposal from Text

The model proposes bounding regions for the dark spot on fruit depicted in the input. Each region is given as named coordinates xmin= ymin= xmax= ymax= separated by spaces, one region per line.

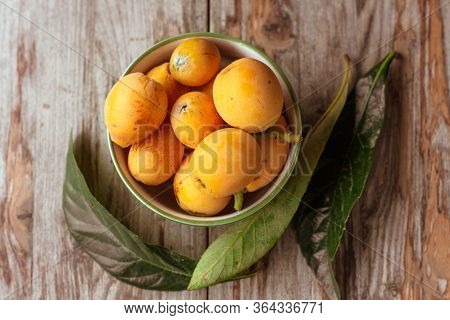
xmin=180 ymin=103 xmax=188 ymax=112
xmin=268 ymin=80 xmax=271 ymax=84
xmin=194 ymin=176 xmax=206 ymax=189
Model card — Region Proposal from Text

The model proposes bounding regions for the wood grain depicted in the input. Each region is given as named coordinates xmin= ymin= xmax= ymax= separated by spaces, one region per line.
xmin=337 ymin=0 xmax=450 ymax=299
xmin=0 ymin=0 xmax=449 ymax=299
xmin=0 ymin=0 xmax=34 ymax=299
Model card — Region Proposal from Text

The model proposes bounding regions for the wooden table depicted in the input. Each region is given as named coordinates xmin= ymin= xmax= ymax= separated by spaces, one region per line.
xmin=1 ymin=0 xmax=449 ymax=299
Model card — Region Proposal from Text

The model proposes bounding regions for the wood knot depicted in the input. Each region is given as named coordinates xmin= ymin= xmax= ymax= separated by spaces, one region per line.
xmin=250 ymin=0 xmax=295 ymax=51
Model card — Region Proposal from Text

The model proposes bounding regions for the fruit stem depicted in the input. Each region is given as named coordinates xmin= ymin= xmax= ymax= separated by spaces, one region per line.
xmin=234 ymin=191 xmax=244 ymax=211
xmin=258 ymin=131 xmax=302 ymax=143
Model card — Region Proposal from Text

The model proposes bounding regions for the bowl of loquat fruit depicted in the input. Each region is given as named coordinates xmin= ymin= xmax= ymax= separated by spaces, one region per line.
xmin=105 ymin=32 xmax=301 ymax=226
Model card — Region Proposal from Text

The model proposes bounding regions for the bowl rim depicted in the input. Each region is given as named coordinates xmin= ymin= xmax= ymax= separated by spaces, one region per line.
xmin=107 ymin=31 xmax=302 ymax=227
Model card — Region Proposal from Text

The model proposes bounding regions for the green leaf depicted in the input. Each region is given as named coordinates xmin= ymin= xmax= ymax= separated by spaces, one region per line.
xmin=188 ymin=56 xmax=352 ymax=290
xmin=63 ymin=136 xmax=196 ymax=291
xmin=295 ymin=52 xmax=395 ymax=298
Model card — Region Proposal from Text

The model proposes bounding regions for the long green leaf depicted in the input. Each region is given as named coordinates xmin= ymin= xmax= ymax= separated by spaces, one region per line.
xmin=295 ymin=52 xmax=395 ymax=298
xmin=188 ymin=56 xmax=352 ymax=290
xmin=63 ymin=137 xmax=196 ymax=290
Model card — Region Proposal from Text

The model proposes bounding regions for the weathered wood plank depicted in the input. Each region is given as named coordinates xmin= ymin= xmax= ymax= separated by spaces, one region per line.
xmin=0 ymin=0 xmax=208 ymax=299
xmin=0 ymin=0 xmax=33 ymax=299
xmin=337 ymin=0 xmax=450 ymax=299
